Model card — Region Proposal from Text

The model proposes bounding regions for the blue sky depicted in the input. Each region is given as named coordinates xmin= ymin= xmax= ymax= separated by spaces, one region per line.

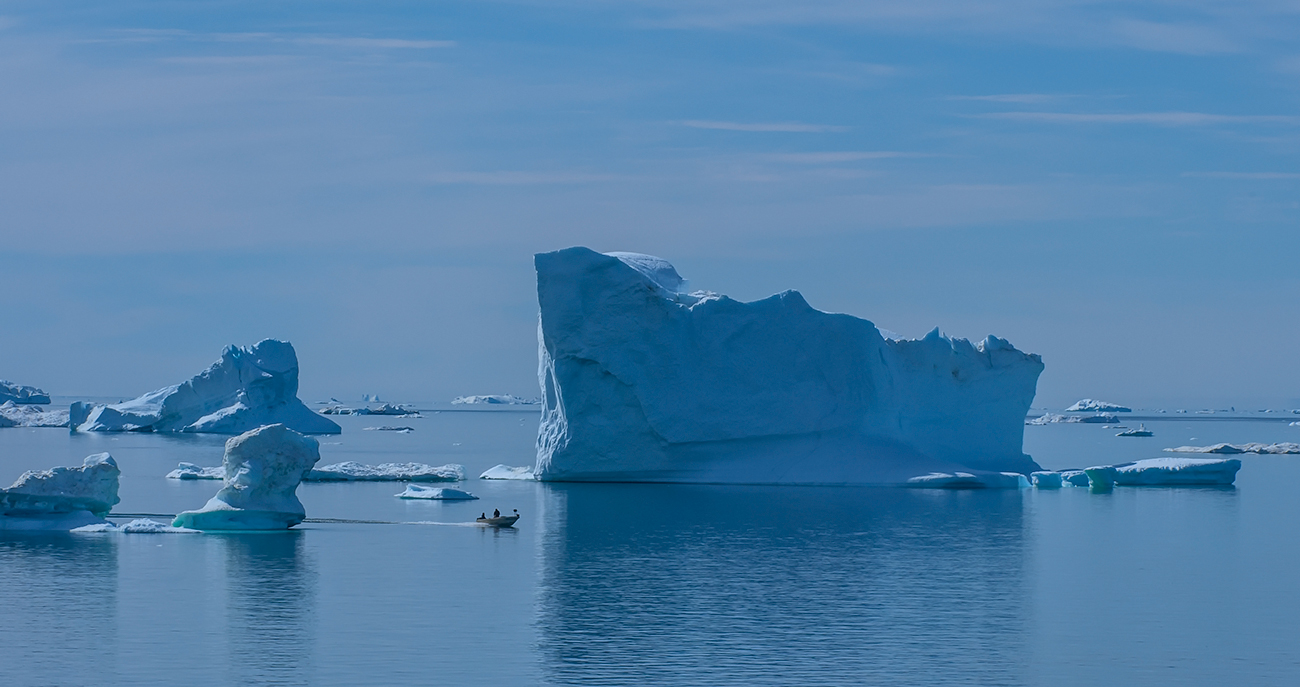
xmin=1 ymin=1 xmax=1297 ymax=408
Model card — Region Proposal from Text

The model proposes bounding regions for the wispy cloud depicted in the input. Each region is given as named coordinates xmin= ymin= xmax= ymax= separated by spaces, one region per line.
xmin=426 ymin=171 xmax=616 ymax=185
xmin=950 ymin=94 xmax=1074 ymax=104
xmin=680 ymin=120 xmax=849 ymax=133
xmin=1183 ymin=171 xmax=1300 ymax=179
xmin=766 ymin=151 xmax=930 ymax=163
xmin=99 ymin=29 xmax=454 ymax=49
xmin=1109 ymin=19 xmax=1238 ymax=55
xmin=975 ymin=111 xmax=1300 ymax=126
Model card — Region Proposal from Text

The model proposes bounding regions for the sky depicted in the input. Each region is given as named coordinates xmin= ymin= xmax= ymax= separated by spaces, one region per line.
xmin=1 ymin=0 xmax=1298 ymax=409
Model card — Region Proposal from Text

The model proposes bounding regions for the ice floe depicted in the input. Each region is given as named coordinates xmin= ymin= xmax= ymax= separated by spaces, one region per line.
xmin=534 ymin=247 xmax=1044 ymax=484
xmin=0 ymin=453 xmax=120 ymax=530
xmin=396 ymin=485 xmax=478 ymax=500
xmin=480 ymin=465 xmax=536 ymax=480
xmin=1026 ymin=413 xmax=1082 ymax=425
xmin=305 ymin=461 xmax=464 ymax=482
xmin=70 ymin=339 xmax=341 ymax=435
xmin=173 ymin=424 xmax=320 ymax=530
xmin=363 ymin=426 xmax=415 ymax=433
xmin=74 ymin=519 xmax=198 ymax=533
xmin=452 ymin=395 xmax=540 ymax=405
xmin=0 ymin=401 xmax=70 ymax=427
xmin=166 ymin=463 xmax=224 ymax=480
xmin=904 ymin=472 xmax=1029 ymax=489
xmin=1032 ymin=457 xmax=1242 ymax=489
xmin=0 ymin=380 xmax=50 ymax=404
xmin=1164 ymin=443 xmax=1300 ymax=455
xmin=1065 ymin=399 xmax=1131 ymax=412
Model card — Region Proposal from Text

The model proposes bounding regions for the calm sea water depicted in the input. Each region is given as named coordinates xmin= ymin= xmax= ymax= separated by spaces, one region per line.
xmin=3 ymin=409 xmax=1299 ymax=686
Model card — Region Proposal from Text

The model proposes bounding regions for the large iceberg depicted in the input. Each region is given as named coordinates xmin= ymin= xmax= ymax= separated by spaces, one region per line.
xmin=0 ymin=380 xmax=51 ymax=404
xmin=533 ymin=247 xmax=1044 ymax=484
xmin=70 ymin=339 xmax=340 ymax=435
xmin=172 ymin=424 xmax=321 ymax=530
xmin=0 ymin=453 xmax=120 ymax=530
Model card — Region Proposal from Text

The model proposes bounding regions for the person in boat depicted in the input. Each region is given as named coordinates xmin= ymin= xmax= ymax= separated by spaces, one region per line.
xmin=480 ymin=513 xmax=486 ymax=519
xmin=493 ymin=509 xmax=501 ymax=518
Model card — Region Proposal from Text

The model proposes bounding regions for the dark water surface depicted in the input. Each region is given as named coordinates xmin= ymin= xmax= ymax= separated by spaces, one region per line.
xmin=2 ymin=413 xmax=1298 ymax=685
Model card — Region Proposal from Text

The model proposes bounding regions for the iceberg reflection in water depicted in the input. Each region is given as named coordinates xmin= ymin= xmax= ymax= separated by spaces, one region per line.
xmin=537 ymin=484 xmax=1030 ymax=686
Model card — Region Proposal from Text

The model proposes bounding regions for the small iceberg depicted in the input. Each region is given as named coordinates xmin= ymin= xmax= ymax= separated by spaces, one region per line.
xmin=1165 ymin=442 xmax=1299 ymax=455
xmin=363 ymin=426 xmax=414 ymax=433
xmin=396 ymin=485 xmax=478 ymax=500
xmin=0 ymin=380 xmax=51 ymax=404
xmin=0 ymin=401 xmax=69 ymax=427
xmin=1066 ymin=399 xmax=1132 ymax=412
xmin=1031 ymin=471 xmax=1063 ymax=488
xmin=904 ymin=472 xmax=1029 ymax=489
xmin=0 ymin=453 xmax=121 ymax=530
xmin=1058 ymin=470 xmax=1091 ymax=487
xmin=1079 ymin=414 xmax=1119 ymax=424
xmin=305 ymin=462 xmax=464 ymax=482
xmin=173 ymin=424 xmax=320 ymax=530
xmin=166 ymin=463 xmax=224 ymax=480
xmin=1111 ymin=457 xmax=1241 ymax=486
xmin=319 ymin=403 xmax=418 ymax=417
xmin=479 ymin=464 xmax=536 ymax=480
xmin=73 ymin=519 xmax=198 ymax=533
xmin=1026 ymin=413 xmax=1083 ymax=425
xmin=1116 ymin=424 xmax=1153 ymax=437
xmin=452 ymin=395 xmax=540 ymax=405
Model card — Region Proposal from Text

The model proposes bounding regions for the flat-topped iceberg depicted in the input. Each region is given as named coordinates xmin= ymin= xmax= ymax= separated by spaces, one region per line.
xmin=1066 ymin=399 xmax=1131 ymax=412
xmin=1165 ymin=442 xmax=1300 ymax=455
xmin=1 ymin=453 xmax=120 ymax=530
xmin=452 ymin=395 xmax=540 ymax=405
xmin=305 ymin=462 xmax=464 ymax=482
xmin=480 ymin=465 xmax=536 ymax=480
xmin=173 ymin=424 xmax=320 ymax=530
xmin=70 ymin=339 xmax=340 ymax=435
xmin=0 ymin=380 xmax=51 ymax=404
xmin=905 ymin=472 xmax=1029 ymax=489
xmin=1111 ymin=457 xmax=1241 ymax=486
xmin=396 ymin=485 xmax=478 ymax=500
xmin=534 ymin=247 xmax=1044 ymax=484
xmin=0 ymin=401 xmax=69 ymax=427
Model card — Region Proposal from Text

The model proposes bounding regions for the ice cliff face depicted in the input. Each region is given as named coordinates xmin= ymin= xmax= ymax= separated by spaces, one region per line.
xmin=173 ymin=424 xmax=321 ymax=530
xmin=534 ymin=247 xmax=1044 ymax=484
xmin=70 ymin=339 xmax=340 ymax=435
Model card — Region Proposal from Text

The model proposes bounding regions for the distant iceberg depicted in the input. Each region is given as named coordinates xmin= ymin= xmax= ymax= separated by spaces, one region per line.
xmin=480 ymin=465 xmax=536 ymax=480
xmin=1066 ymin=399 xmax=1131 ymax=412
xmin=0 ymin=380 xmax=51 ymax=404
xmin=1030 ymin=471 xmax=1063 ymax=488
xmin=69 ymin=339 xmax=340 ymax=435
xmin=1026 ymin=413 xmax=1082 ymax=425
xmin=451 ymin=395 xmax=540 ymax=405
xmin=0 ymin=401 xmax=69 ymax=428
xmin=363 ymin=426 xmax=415 ymax=433
xmin=534 ymin=247 xmax=1044 ymax=485
xmin=173 ymin=424 xmax=320 ymax=530
xmin=319 ymin=403 xmax=418 ymax=416
xmin=396 ymin=485 xmax=478 ymax=500
xmin=1033 ymin=458 xmax=1241 ymax=489
xmin=0 ymin=453 xmax=120 ymax=530
xmin=1164 ymin=443 xmax=1300 ymax=455
xmin=166 ymin=463 xmax=224 ymax=480
xmin=305 ymin=462 xmax=464 ymax=482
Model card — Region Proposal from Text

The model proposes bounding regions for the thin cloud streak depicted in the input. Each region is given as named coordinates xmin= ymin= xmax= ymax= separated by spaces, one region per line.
xmin=976 ymin=111 xmax=1300 ymax=126
xmin=1183 ymin=171 xmax=1300 ymax=179
xmin=681 ymin=120 xmax=849 ymax=132
xmin=96 ymin=29 xmax=454 ymax=49
xmin=950 ymin=93 xmax=1074 ymax=103
xmin=427 ymin=171 xmax=618 ymax=185
xmin=766 ymin=151 xmax=931 ymax=163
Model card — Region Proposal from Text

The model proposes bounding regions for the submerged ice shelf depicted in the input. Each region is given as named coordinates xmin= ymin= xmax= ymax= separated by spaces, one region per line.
xmin=534 ymin=247 xmax=1044 ymax=485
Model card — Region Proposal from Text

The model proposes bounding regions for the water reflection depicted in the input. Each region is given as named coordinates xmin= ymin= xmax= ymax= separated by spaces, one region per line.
xmin=217 ymin=533 xmax=316 ymax=686
xmin=538 ymin=484 xmax=1030 ymax=686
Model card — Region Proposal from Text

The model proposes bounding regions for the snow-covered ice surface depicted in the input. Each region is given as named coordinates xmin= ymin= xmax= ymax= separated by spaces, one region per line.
xmin=1066 ymin=399 xmax=1131 ymax=412
xmin=480 ymin=464 xmax=536 ymax=480
xmin=0 ymin=401 xmax=69 ymax=427
xmin=534 ymin=247 xmax=1044 ymax=484
xmin=1165 ymin=442 xmax=1300 ymax=455
xmin=73 ymin=518 xmax=198 ymax=533
xmin=1111 ymin=458 xmax=1241 ymax=486
xmin=172 ymin=424 xmax=321 ymax=530
xmin=166 ymin=463 xmax=224 ymax=480
xmin=452 ymin=395 xmax=541 ymax=405
xmin=0 ymin=380 xmax=50 ymax=404
xmin=905 ymin=472 xmax=1029 ymax=489
xmin=396 ymin=485 xmax=478 ymax=500
xmin=0 ymin=453 xmax=120 ymax=530
xmin=70 ymin=339 xmax=341 ymax=435
xmin=1026 ymin=413 xmax=1082 ymax=425
xmin=305 ymin=461 xmax=464 ymax=482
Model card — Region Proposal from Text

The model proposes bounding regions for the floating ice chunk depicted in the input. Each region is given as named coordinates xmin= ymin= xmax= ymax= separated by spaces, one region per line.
xmin=0 ymin=401 xmax=69 ymax=427
xmin=1066 ymin=399 xmax=1131 ymax=412
xmin=354 ymin=403 xmax=417 ymax=416
xmin=396 ymin=485 xmax=478 ymax=500
xmin=0 ymin=453 xmax=121 ymax=529
xmin=1026 ymin=413 xmax=1082 ymax=425
xmin=173 ymin=424 xmax=320 ymax=530
xmin=1111 ymin=457 xmax=1241 ymax=486
xmin=1164 ymin=442 xmax=1299 ymax=455
xmin=451 ymin=395 xmax=540 ymax=405
xmin=70 ymin=339 xmax=341 ymax=435
xmin=305 ymin=462 xmax=464 ymax=482
xmin=1059 ymin=470 xmax=1091 ymax=487
xmin=1083 ymin=465 xmax=1118 ymax=490
xmin=363 ymin=426 xmax=414 ymax=433
xmin=166 ymin=463 xmax=224 ymax=480
xmin=480 ymin=465 xmax=536 ymax=480
xmin=1031 ymin=471 xmax=1063 ymax=488
xmin=905 ymin=472 xmax=1029 ymax=489
xmin=534 ymin=247 xmax=1044 ymax=484
xmin=73 ymin=519 xmax=198 ymax=533
xmin=0 ymin=380 xmax=51 ymax=404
